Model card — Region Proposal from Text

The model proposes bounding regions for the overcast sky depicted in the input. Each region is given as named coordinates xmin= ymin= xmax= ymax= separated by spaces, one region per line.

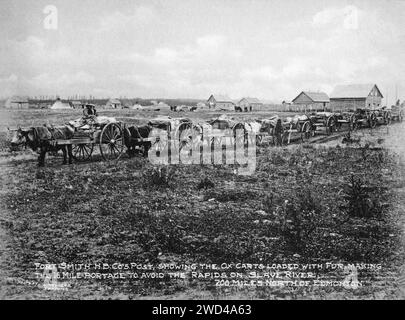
xmin=0 ymin=0 xmax=404 ymax=104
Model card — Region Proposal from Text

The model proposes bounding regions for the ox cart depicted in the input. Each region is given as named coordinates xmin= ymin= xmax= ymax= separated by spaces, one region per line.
xmin=389 ymin=105 xmax=403 ymax=122
xmin=126 ymin=115 xmax=249 ymax=163
xmin=123 ymin=116 xmax=205 ymax=161
xmin=208 ymin=115 xmax=248 ymax=146
xmin=281 ymin=114 xmax=314 ymax=145
xmin=334 ymin=111 xmax=356 ymax=131
xmin=334 ymin=108 xmax=387 ymax=130
xmin=308 ymin=112 xmax=337 ymax=135
xmin=60 ymin=117 xmax=126 ymax=161
xmin=147 ymin=116 xmax=203 ymax=156
xmin=254 ymin=116 xmax=283 ymax=146
xmin=351 ymin=109 xmax=378 ymax=129
xmin=371 ymin=108 xmax=391 ymax=126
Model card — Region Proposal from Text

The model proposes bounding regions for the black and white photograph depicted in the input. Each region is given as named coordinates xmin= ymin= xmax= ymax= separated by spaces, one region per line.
xmin=0 ymin=0 xmax=404 ymax=304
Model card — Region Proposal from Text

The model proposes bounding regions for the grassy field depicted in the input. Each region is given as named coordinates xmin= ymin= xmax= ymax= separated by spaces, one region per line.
xmin=0 ymin=109 xmax=404 ymax=299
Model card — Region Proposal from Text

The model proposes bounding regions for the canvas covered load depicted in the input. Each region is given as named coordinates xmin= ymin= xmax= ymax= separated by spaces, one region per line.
xmin=260 ymin=116 xmax=281 ymax=132
xmin=208 ymin=114 xmax=237 ymax=130
xmin=68 ymin=116 xmax=117 ymax=130
xmin=285 ymin=114 xmax=310 ymax=124
xmin=148 ymin=116 xmax=192 ymax=130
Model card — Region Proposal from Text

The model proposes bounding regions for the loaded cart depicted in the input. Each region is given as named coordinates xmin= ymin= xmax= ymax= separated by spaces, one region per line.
xmin=334 ymin=111 xmax=356 ymax=131
xmin=308 ymin=112 xmax=337 ymax=136
xmin=254 ymin=116 xmax=284 ymax=146
xmin=61 ymin=116 xmax=126 ymax=161
xmin=208 ymin=115 xmax=248 ymax=147
xmin=281 ymin=114 xmax=314 ymax=144
xmin=371 ymin=107 xmax=391 ymax=126
xmin=147 ymin=116 xmax=203 ymax=154
xmin=352 ymin=109 xmax=378 ymax=129
xmin=390 ymin=104 xmax=403 ymax=122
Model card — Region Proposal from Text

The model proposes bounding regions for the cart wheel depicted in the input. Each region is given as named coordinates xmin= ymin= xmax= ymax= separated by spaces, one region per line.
xmin=369 ymin=113 xmax=377 ymax=128
xmin=99 ymin=122 xmax=125 ymax=161
xmin=301 ymin=121 xmax=312 ymax=141
xmin=233 ymin=123 xmax=248 ymax=146
xmin=72 ymin=143 xmax=93 ymax=162
xmin=176 ymin=122 xmax=202 ymax=152
xmin=150 ymin=129 xmax=169 ymax=157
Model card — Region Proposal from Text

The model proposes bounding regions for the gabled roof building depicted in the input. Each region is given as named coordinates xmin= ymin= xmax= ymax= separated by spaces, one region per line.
xmin=330 ymin=84 xmax=383 ymax=111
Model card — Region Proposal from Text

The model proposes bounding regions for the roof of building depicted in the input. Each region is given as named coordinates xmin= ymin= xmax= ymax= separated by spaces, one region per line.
xmin=240 ymin=97 xmax=262 ymax=104
xmin=330 ymin=84 xmax=383 ymax=99
xmin=108 ymin=98 xmax=121 ymax=104
xmin=209 ymin=94 xmax=233 ymax=103
xmin=7 ymin=96 xmax=29 ymax=103
xmin=292 ymin=91 xmax=330 ymax=103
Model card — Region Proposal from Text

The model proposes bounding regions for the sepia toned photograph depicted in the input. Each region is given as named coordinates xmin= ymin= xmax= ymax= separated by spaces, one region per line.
xmin=0 ymin=0 xmax=404 ymax=303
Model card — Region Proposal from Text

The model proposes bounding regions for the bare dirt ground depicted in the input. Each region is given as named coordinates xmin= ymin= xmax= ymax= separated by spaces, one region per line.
xmin=0 ymin=109 xmax=404 ymax=300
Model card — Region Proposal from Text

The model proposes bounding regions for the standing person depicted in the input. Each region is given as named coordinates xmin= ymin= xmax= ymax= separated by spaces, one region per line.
xmin=274 ymin=119 xmax=283 ymax=146
xmin=83 ymin=104 xmax=98 ymax=117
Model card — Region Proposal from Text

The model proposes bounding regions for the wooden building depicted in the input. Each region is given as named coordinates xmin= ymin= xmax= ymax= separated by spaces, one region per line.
xmin=292 ymin=91 xmax=330 ymax=111
xmin=330 ymin=84 xmax=383 ymax=111
xmin=238 ymin=97 xmax=263 ymax=112
xmin=105 ymin=98 xmax=122 ymax=109
xmin=207 ymin=94 xmax=235 ymax=110
xmin=69 ymin=100 xmax=82 ymax=109
xmin=5 ymin=96 xmax=29 ymax=109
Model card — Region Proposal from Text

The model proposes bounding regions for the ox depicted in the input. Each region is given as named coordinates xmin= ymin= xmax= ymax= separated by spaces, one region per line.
xmin=124 ymin=125 xmax=152 ymax=157
xmin=10 ymin=126 xmax=74 ymax=167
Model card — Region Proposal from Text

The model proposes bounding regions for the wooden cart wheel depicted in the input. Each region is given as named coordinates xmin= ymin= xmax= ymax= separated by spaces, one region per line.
xmin=149 ymin=128 xmax=169 ymax=157
xmin=369 ymin=113 xmax=377 ymax=128
xmin=99 ymin=122 xmax=125 ymax=161
xmin=72 ymin=143 xmax=94 ymax=162
xmin=301 ymin=121 xmax=311 ymax=142
xmin=280 ymin=123 xmax=293 ymax=145
xmin=175 ymin=122 xmax=202 ymax=152
xmin=233 ymin=123 xmax=248 ymax=147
